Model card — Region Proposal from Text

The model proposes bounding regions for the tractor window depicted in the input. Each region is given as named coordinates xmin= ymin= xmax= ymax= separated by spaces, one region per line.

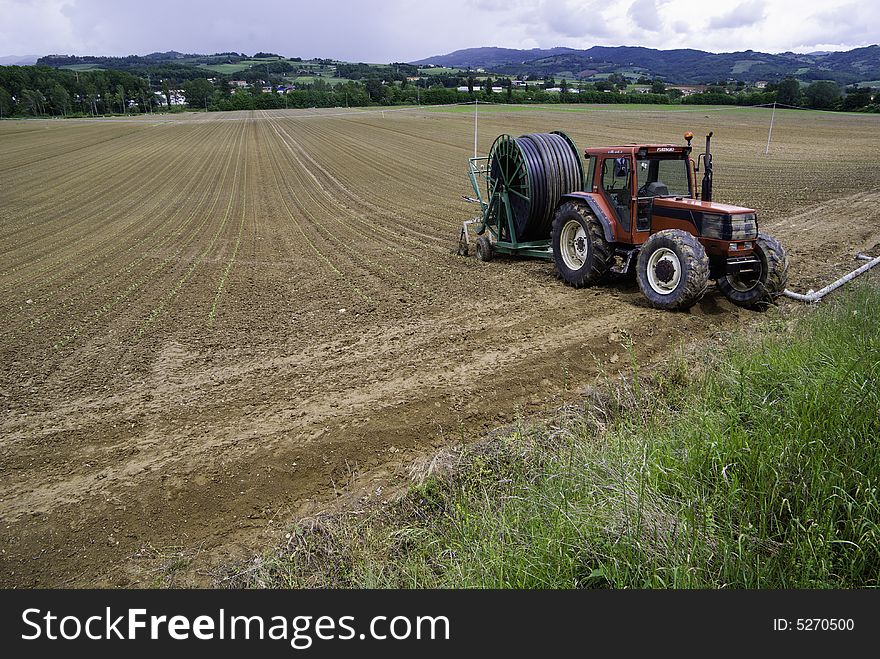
xmin=585 ymin=156 xmax=596 ymax=190
xmin=636 ymin=158 xmax=691 ymax=197
xmin=602 ymin=158 xmax=626 ymax=192
xmin=600 ymin=157 xmax=632 ymax=231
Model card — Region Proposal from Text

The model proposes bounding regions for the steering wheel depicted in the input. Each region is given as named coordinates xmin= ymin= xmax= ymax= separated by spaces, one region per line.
xmin=638 ymin=183 xmax=651 ymax=196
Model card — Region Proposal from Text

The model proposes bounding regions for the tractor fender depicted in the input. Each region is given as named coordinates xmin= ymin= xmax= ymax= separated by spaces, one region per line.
xmin=559 ymin=192 xmax=617 ymax=243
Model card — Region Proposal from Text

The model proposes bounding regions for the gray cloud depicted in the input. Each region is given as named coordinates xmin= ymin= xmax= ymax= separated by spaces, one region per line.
xmin=539 ymin=1 xmax=611 ymax=39
xmin=708 ymin=1 xmax=767 ymax=29
xmin=0 ymin=0 xmax=877 ymax=62
xmin=627 ymin=0 xmax=666 ymax=32
xmin=797 ymin=4 xmax=879 ymax=49
xmin=468 ymin=0 xmax=510 ymax=10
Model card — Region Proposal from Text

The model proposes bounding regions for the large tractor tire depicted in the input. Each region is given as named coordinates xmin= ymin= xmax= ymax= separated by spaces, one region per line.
xmin=636 ymin=229 xmax=709 ymax=310
xmin=551 ymin=201 xmax=612 ymax=287
xmin=717 ymin=232 xmax=789 ymax=310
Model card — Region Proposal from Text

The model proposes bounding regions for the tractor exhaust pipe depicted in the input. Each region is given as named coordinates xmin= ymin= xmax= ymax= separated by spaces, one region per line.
xmin=782 ymin=253 xmax=880 ymax=303
xmin=701 ymin=131 xmax=713 ymax=202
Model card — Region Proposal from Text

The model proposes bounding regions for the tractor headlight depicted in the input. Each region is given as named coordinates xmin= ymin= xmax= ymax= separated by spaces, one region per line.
xmin=701 ymin=213 xmax=727 ymax=239
xmin=731 ymin=213 xmax=758 ymax=240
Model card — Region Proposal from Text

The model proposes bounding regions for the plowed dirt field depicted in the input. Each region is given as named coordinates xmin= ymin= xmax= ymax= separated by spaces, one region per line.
xmin=2 ymin=105 xmax=879 ymax=586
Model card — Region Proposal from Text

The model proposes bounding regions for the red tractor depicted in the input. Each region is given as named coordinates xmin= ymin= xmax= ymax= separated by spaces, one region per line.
xmin=460 ymin=131 xmax=789 ymax=310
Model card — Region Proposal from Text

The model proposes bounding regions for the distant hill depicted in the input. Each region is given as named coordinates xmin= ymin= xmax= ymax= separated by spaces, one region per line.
xmin=18 ymin=45 xmax=880 ymax=87
xmin=36 ymin=51 xmax=248 ymax=69
xmin=413 ymin=45 xmax=880 ymax=84
xmin=0 ymin=55 xmax=40 ymax=66
xmin=412 ymin=46 xmax=581 ymax=69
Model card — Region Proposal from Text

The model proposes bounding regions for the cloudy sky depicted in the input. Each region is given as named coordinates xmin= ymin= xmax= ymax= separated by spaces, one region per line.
xmin=1 ymin=0 xmax=877 ymax=60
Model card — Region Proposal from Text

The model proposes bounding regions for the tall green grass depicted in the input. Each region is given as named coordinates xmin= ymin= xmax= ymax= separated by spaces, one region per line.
xmin=230 ymin=282 xmax=879 ymax=588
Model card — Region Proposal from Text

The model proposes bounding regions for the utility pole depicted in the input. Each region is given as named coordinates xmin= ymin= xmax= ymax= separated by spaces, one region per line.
xmin=764 ymin=101 xmax=776 ymax=155
xmin=473 ymin=99 xmax=478 ymax=158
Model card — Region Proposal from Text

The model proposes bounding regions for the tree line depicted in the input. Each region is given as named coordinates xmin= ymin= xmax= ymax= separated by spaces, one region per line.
xmin=334 ymin=62 xmax=420 ymax=81
xmin=0 ymin=65 xmax=154 ymax=117
xmin=1 ymin=64 xmax=876 ymax=119
xmin=680 ymin=78 xmax=877 ymax=111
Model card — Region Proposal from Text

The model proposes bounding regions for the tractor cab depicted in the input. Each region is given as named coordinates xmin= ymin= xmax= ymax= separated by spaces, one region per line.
xmin=584 ymin=142 xmax=697 ymax=244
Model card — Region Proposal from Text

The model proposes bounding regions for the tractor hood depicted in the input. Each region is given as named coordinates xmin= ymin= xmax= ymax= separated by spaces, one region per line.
xmin=652 ymin=197 xmax=756 ymax=215
xmin=651 ymin=197 xmax=758 ymax=241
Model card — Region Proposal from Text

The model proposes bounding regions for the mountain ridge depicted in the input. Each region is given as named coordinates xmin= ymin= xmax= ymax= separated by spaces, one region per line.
xmin=0 ymin=55 xmax=40 ymax=66
xmin=412 ymin=45 xmax=880 ymax=85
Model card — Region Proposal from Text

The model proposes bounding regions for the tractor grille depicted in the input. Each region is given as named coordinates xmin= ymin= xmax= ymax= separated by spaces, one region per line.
xmin=701 ymin=213 xmax=758 ymax=241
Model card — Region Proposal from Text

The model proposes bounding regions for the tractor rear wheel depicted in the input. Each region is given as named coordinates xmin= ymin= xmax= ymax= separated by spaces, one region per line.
xmin=636 ymin=229 xmax=709 ymax=310
xmin=475 ymin=235 xmax=494 ymax=262
xmin=717 ymin=232 xmax=789 ymax=310
xmin=551 ymin=201 xmax=612 ymax=287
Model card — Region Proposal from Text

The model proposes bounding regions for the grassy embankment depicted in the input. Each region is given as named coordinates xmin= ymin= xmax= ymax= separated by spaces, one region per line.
xmin=230 ymin=282 xmax=879 ymax=588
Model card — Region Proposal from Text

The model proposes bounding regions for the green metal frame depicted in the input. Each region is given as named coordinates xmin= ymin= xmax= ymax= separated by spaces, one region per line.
xmin=467 ymin=148 xmax=553 ymax=260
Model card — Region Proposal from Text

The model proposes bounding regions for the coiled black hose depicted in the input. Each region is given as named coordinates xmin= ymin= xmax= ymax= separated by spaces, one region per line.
xmin=487 ymin=131 xmax=583 ymax=241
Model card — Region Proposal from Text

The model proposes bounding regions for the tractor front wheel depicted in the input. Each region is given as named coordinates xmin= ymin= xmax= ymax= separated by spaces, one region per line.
xmin=717 ymin=233 xmax=789 ymax=310
xmin=636 ymin=230 xmax=709 ymax=310
xmin=551 ymin=201 xmax=612 ymax=287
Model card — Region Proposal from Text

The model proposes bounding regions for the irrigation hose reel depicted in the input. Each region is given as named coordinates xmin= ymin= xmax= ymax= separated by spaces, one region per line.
xmin=461 ymin=131 xmax=584 ymax=258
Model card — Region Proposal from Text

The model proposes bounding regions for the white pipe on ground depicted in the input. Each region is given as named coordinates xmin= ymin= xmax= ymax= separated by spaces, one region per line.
xmin=782 ymin=253 xmax=880 ymax=303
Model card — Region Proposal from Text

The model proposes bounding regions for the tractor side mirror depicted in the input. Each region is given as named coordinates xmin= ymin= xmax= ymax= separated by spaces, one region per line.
xmin=614 ymin=157 xmax=629 ymax=178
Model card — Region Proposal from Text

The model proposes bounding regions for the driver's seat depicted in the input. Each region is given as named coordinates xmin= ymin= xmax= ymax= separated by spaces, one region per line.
xmin=642 ymin=181 xmax=669 ymax=197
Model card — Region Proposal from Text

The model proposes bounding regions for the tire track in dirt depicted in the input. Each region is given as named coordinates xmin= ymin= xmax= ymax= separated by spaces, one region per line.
xmin=282 ymin=114 xmax=459 ymax=244
xmin=763 ymin=189 xmax=880 ymax=289
xmin=281 ymin=113 xmax=494 ymax=254
xmin=264 ymin=113 xmax=444 ymax=304
xmin=266 ymin=114 xmax=452 ymax=255
xmin=261 ymin=114 xmax=442 ymax=298
xmin=259 ymin=113 xmax=375 ymax=305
